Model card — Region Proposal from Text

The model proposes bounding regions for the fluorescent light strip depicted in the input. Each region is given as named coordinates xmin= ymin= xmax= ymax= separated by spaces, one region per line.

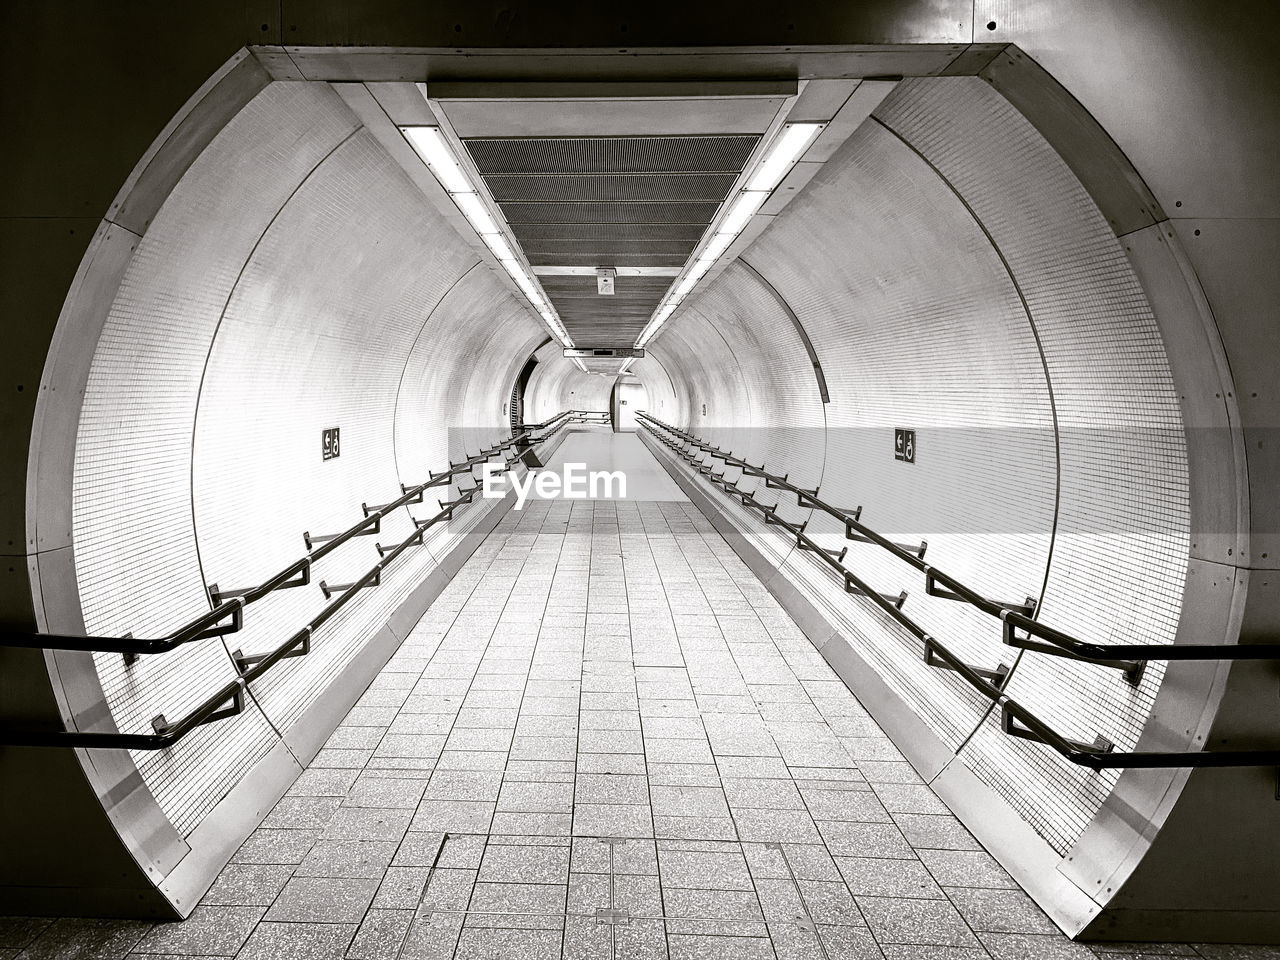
xmin=636 ymin=121 xmax=824 ymax=347
xmin=453 ymin=192 xmax=498 ymax=235
xmin=402 ymin=127 xmax=471 ymax=193
xmin=402 ymin=125 xmax=572 ymax=347
xmin=485 ymin=233 xmax=516 ymax=262
xmin=746 ymin=122 xmax=823 ymax=192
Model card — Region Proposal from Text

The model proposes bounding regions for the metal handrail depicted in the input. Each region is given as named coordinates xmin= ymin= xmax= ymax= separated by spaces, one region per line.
xmin=0 ymin=409 xmax=606 ymax=749
xmin=639 ymin=411 xmax=1280 ymax=769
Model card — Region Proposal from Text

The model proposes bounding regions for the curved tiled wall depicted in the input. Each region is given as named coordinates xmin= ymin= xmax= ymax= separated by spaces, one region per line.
xmin=70 ymin=82 xmax=543 ymax=834
xmin=619 ymin=76 xmax=1189 ymax=856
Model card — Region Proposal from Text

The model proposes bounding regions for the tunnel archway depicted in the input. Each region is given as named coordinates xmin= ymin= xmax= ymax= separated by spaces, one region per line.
xmin=3 ymin=5 xmax=1277 ymax=943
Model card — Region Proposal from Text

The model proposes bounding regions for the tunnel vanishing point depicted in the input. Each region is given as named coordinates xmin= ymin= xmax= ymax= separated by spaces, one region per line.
xmin=2 ymin=1 xmax=1279 ymax=955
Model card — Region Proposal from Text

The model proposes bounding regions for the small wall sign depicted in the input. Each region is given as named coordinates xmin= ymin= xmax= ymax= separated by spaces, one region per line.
xmin=322 ymin=427 xmax=340 ymax=461
xmin=894 ymin=428 xmax=915 ymax=463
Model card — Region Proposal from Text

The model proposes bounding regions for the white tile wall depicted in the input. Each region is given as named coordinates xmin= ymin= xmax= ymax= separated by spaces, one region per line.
xmin=877 ymin=78 xmax=1188 ymax=850
xmin=72 ymin=82 xmax=541 ymax=836
xmin=73 ymin=83 xmax=361 ymax=833
xmin=650 ymin=76 xmax=1189 ymax=855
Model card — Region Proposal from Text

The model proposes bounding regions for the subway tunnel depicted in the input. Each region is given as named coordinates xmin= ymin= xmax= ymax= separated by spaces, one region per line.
xmin=2 ymin=2 xmax=1279 ymax=957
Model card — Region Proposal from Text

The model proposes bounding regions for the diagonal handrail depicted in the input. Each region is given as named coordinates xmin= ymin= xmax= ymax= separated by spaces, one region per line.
xmin=638 ymin=411 xmax=1280 ymax=769
xmin=0 ymin=409 xmax=608 ymax=749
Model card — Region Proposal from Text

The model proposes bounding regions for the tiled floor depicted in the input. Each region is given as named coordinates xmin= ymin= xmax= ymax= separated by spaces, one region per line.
xmin=5 ymin=473 xmax=1277 ymax=958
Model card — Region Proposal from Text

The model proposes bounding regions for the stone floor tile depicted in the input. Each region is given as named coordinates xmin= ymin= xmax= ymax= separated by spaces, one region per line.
xmin=496 ymin=780 xmax=573 ymax=813
xmin=570 ymin=837 xmax=660 ymax=876
xmin=644 ymin=738 xmax=715 ymax=765
xmin=201 ymin=862 xmax=296 ymax=905
xmin=769 ymin=922 xmax=885 ymax=960
xmin=917 ymin=849 xmax=1018 ymax=889
xmin=663 ymin=888 xmax=767 ymax=937
xmin=343 ymin=776 xmax=427 ymax=809
xmin=452 ymin=927 xmax=562 ymax=960
xmin=577 ymin=753 xmax=648 ymax=775
xmin=410 ymin=800 xmax=495 ymax=834
xmin=488 ymin=811 xmax=574 ymax=837
xmin=818 ymin=821 xmax=915 ymax=859
xmin=478 ymin=843 xmax=571 ymax=884
xmin=371 ymin=866 xmax=433 ymax=910
xmin=870 ymin=782 xmax=953 ymax=815
xmin=420 ymin=868 xmax=478 ymax=911
xmin=131 ymin=905 xmax=264 ymax=956
xmin=396 ymin=913 xmax=463 ymax=960
xmin=653 ymin=815 xmax=739 ymax=841
xmin=230 ymin=828 xmax=321 ymax=866
xmin=563 ymin=916 xmax=668 ymax=960
xmin=722 ymin=777 xmax=805 ymax=809
xmin=857 ymin=896 xmax=980 ymax=947
xmin=388 ymin=832 xmax=447 ymax=868
xmin=980 ymin=932 xmax=1099 ymax=959
xmin=346 ymin=909 xmax=413 ymax=959
xmin=321 ymin=807 xmax=412 ymax=842
xmin=234 ymin=921 xmax=356 ymax=959
xmin=260 ymin=796 xmax=343 ymax=831
xmin=11 ymin=917 xmax=148 ymax=960
xmin=879 ymin=947 xmax=988 ymax=960
xmin=801 ymin=787 xmax=893 ymax=823
xmin=575 ymin=773 xmax=650 ymax=805
xmin=666 ymin=933 xmax=776 ymax=959
xmin=732 ymin=808 xmax=822 ymax=844
xmin=286 ymin=768 xmax=360 ymax=797
xmin=799 ymin=879 xmax=867 ymax=926
xmin=893 ymin=813 xmax=982 ymax=851
xmin=464 ymin=882 xmax=566 ymax=929
xmin=836 ymin=856 xmax=946 ymax=899
xmin=263 ymin=876 xmax=378 ymax=923
xmin=295 ymin=839 xmax=398 ymax=879
xmin=573 ymin=802 xmax=654 ymax=838
xmin=0 ymin=918 xmax=52 ymax=951
xmin=947 ymin=887 xmax=1060 ymax=935
xmin=743 ymin=841 xmax=843 ymax=882
xmin=657 ymin=848 xmax=754 ymax=890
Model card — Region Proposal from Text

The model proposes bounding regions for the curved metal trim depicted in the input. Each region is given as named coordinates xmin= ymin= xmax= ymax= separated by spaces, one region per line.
xmin=737 ymin=257 xmax=830 ymax=404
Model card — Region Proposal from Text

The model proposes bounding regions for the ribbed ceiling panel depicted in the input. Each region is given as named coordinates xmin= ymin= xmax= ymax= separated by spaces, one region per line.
xmin=523 ymin=240 xmax=698 ymax=258
xmin=463 ymin=132 xmax=761 ymax=347
xmin=484 ymin=172 xmax=740 ymax=202
xmin=464 ymin=136 xmax=759 ymax=174
xmin=533 ymin=253 xmax=689 ymax=268
xmin=500 ymin=201 xmax=722 ymax=224
xmin=512 ymin=221 xmax=708 ymax=242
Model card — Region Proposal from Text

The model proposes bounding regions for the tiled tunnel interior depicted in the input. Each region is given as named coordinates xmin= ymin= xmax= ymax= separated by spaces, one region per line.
xmin=5 ymin=5 xmax=1280 ymax=955
xmin=5 ymin=468 xmax=1275 ymax=959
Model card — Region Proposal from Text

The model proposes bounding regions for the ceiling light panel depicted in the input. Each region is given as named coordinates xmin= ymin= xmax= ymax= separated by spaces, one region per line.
xmin=635 ymin=119 xmax=825 ymax=348
xmin=401 ymin=124 xmax=569 ymax=347
xmin=402 ymin=127 xmax=471 ymax=193
xmin=745 ymin=122 xmax=823 ymax=192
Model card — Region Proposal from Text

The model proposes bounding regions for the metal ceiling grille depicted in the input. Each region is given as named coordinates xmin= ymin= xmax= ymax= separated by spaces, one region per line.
xmin=484 ymin=172 xmax=740 ymax=203
xmin=521 ymin=240 xmax=698 ymax=258
xmin=464 ymin=136 xmax=759 ymax=174
xmin=463 ymin=133 xmax=761 ymax=348
xmin=511 ymin=222 xmax=708 ymax=242
xmin=499 ymin=201 xmax=723 ymax=224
